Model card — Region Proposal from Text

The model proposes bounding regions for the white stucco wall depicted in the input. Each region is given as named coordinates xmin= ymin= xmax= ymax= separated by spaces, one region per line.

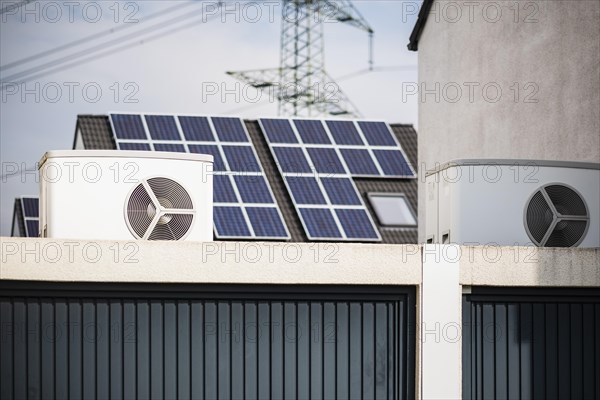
xmin=416 ymin=0 xmax=600 ymax=240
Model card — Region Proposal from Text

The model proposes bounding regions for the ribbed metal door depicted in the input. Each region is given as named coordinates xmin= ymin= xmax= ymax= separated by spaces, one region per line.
xmin=0 ymin=282 xmax=415 ymax=400
xmin=462 ymin=288 xmax=600 ymax=400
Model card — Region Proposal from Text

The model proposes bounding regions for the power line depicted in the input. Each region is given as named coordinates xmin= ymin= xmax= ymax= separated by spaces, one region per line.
xmin=1 ymin=1 xmax=197 ymax=71
xmin=1 ymin=7 xmax=222 ymax=86
xmin=1 ymin=1 xmax=213 ymax=83
xmin=0 ymin=0 xmax=34 ymax=15
xmin=336 ymin=65 xmax=417 ymax=82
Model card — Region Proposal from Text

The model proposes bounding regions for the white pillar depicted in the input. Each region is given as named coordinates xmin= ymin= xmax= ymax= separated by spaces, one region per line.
xmin=421 ymin=244 xmax=462 ymax=399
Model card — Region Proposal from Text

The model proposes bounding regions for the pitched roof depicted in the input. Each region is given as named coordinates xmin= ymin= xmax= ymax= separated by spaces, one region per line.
xmin=17 ymin=115 xmax=419 ymax=244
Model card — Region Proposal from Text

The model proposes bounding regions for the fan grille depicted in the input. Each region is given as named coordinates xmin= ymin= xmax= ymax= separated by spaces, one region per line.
xmin=524 ymin=184 xmax=589 ymax=247
xmin=127 ymin=184 xmax=154 ymax=238
xmin=125 ymin=177 xmax=194 ymax=240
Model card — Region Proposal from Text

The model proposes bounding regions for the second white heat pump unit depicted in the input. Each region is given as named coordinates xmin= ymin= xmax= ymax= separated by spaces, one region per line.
xmin=425 ymin=159 xmax=600 ymax=247
xmin=38 ymin=150 xmax=213 ymax=241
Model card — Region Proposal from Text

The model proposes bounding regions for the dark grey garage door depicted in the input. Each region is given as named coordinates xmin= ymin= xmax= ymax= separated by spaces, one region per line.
xmin=463 ymin=287 xmax=600 ymax=400
xmin=0 ymin=282 xmax=415 ymax=400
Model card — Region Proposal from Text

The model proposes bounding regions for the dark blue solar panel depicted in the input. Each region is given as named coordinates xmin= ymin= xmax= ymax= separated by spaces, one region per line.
xmin=374 ymin=150 xmax=413 ymax=176
xmin=111 ymin=114 xmax=147 ymax=139
xmin=260 ymin=119 xmax=298 ymax=144
xmin=211 ymin=117 xmax=249 ymax=142
xmin=118 ymin=142 xmax=151 ymax=151
xmin=153 ymin=143 xmax=186 ymax=153
xmin=272 ymin=147 xmax=312 ymax=173
xmin=325 ymin=120 xmax=363 ymax=145
xmin=22 ymin=197 xmax=39 ymax=218
xmin=285 ymin=177 xmax=326 ymax=205
xmin=335 ymin=209 xmax=379 ymax=239
xmin=178 ymin=116 xmax=215 ymax=141
xmin=214 ymin=207 xmax=251 ymax=237
xmin=358 ymin=121 xmax=397 ymax=146
xmin=26 ymin=220 xmax=39 ymax=237
xmin=214 ymin=175 xmax=238 ymax=203
xmin=293 ymin=120 xmax=330 ymax=144
xmin=299 ymin=208 xmax=342 ymax=239
xmin=222 ymin=146 xmax=261 ymax=172
xmin=234 ymin=176 xmax=274 ymax=204
xmin=340 ymin=149 xmax=379 ymax=175
xmin=246 ymin=207 xmax=288 ymax=238
xmin=306 ymin=148 xmax=345 ymax=174
xmin=188 ymin=145 xmax=225 ymax=171
xmin=145 ymin=115 xmax=180 ymax=140
xmin=320 ymin=178 xmax=361 ymax=205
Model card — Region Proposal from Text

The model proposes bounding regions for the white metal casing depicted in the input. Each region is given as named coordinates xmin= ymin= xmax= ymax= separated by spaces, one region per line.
xmin=39 ymin=150 xmax=213 ymax=241
xmin=425 ymin=160 xmax=600 ymax=247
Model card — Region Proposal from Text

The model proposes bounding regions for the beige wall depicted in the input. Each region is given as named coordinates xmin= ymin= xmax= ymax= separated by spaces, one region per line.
xmin=2 ymin=238 xmax=598 ymax=287
xmin=416 ymin=0 xmax=600 ymax=240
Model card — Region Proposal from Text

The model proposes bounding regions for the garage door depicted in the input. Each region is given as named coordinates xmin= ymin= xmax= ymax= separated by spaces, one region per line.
xmin=462 ymin=287 xmax=600 ymax=400
xmin=0 ymin=282 xmax=416 ymax=400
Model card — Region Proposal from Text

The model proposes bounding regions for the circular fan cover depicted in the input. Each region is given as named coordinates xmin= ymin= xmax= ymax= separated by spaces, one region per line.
xmin=524 ymin=184 xmax=589 ymax=247
xmin=125 ymin=177 xmax=194 ymax=240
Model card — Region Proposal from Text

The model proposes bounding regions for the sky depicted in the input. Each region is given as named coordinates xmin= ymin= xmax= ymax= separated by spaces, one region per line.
xmin=0 ymin=0 xmax=420 ymax=236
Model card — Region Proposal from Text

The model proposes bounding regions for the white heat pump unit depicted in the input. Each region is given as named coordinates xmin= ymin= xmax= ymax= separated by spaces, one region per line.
xmin=425 ymin=159 xmax=599 ymax=247
xmin=38 ymin=150 xmax=213 ymax=241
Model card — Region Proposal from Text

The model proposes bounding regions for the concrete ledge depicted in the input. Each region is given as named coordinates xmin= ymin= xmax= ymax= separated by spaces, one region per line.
xmin=0 ymin=238 xmax=422 ymax=285
xmin=459 ymin=246 xmax=600 ymax=287
xmin=2 ymin=239 xmax=598 ymax=287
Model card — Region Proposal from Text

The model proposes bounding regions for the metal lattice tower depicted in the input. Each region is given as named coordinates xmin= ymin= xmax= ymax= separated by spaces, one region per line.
xmin=227 ymin=0 xmax=373 ymax=117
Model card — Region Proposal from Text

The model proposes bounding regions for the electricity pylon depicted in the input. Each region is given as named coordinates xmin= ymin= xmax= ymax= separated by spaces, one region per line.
xmin=227 ymin=0 xmax=373 ymax=118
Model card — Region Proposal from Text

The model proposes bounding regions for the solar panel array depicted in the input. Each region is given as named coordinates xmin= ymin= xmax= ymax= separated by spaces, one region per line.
xmin=20 ymin=196 xmax=39 ymax=237
xmin=110 ymin=114 xmax=290 ymax=240
xmin=259 ymin=118 xmax=415 ymax=241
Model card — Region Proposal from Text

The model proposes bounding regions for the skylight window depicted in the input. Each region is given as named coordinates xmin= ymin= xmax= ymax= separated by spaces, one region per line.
xmin=368 ymin=193 xmax=417 ymax=227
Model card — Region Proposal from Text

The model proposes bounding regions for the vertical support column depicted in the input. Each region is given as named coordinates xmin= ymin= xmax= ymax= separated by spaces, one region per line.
xmin=421 ymin=244 xmax=461 ymax=399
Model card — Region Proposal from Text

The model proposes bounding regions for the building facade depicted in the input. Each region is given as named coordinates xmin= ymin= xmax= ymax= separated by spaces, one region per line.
xmin=409 ymin=0 xmax=600 ymax=241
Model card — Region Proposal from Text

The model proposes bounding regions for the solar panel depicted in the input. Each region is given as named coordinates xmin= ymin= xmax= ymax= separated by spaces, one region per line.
xmin=211 ymin=117 xmax=249 ymax=142
xmin=214 ymin=206 xmax=251 ymax=237
xmin=145 ymin=115 xmax=181 ymax=140
xmin=374 ymin=150 xmax=413 ymax=176
xmin=285 ymin=177 xmax=327 ymax=205
xmin=26 ymin=220 xmax=39 ymax=238
xmin=260 ymin=118 xmax=298 ymax=144
xmin=294 ymin=119 xmax=331 ymax=144
xmin=19 ymin=197 xmax=39 ymax=237
xmin=357 ymin=121 xmax=397 ymax=146
xmin=335 ymin=209 xmax=379 ymax=239
xmin=320 ymin=178 xmax=362 ymax=205
xmin=21 ymin=197 xmax=39 ymax=218
xmin=178 ymin=116 xmax=214 ymax=141
xmin=213 ymin=175 xmax=238 ymax=203
xmin=153 ymin=143 xmax=186 ymax=153
xmin=326 ymin=120 xmax=363 ymax=145
xmin=272 ymin=147 xmax=312 ymax=173
xmin=306 ymin=147 xmax=345 ymax=174
xmin=339 ymin=148 xmax=380 ymax=175
xmin=234 ymin=176 xmax=274 ymax=203
xmin=259 ymin=118 xmax=415 ymax=178
xmin=259 ymin=118 xmax=383 ymax=241
xmin=118 ymin=142 xmax=151 ymax=151
xmin=188 ymin=145 xmax=225 ymax=171
xmin=246 ymin=207 xmax=289 ymax=238
xmin=222 ymin=145 xmax=261 ymax=172
xmin=110 ymin=113 xmax=290 ymax=240
xmin=111 ymin=114 xmax=146 ymax=139
xmin=299 ymin=208 xmax=342 ymax=239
